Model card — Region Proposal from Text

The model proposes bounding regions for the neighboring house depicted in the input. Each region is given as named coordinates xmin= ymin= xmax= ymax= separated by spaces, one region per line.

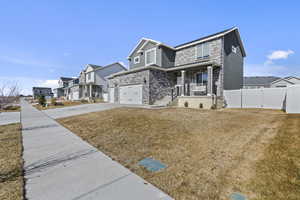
xmin=243 ymin=76 xmax=280 ymax=89
xmin=64 ymin=62 xmax=126 ymax=101
xmin=32 ymin=87 xmax=53 ymax=99
xmin=66 ymin=78 xmax=80 ymax=100
xmin=108 ymin=27 xmax=246 ymax=108
xmin=270 ymin=76 xmax=300 ymax=88
xmin=54 ymin=77 xmax=73 ymax=98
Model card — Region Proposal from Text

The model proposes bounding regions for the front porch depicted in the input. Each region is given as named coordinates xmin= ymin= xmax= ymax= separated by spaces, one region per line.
xmin=169 ymin=65 xmax=221 ymax=99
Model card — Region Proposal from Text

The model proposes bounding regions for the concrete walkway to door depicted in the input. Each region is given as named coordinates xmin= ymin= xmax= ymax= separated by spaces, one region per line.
xmin=21 ymin=100 xmax=172 ymax=200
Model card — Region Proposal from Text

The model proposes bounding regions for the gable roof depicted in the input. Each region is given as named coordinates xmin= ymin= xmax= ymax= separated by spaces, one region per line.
xmin=285 ymin=76 xmax=300 ymax=81
xmin=128 ymin=27 xmax=246 ymax=59
xmin=244 ymin=76 xmax=280 ymax=86
xmin=175 ymin=27 xmax=246 ymax=57
xmin=94 ymin=62 xmax=127 ymax=79
xmin=60 ymin=77 xmax=73 ymax=82
xmin=271 ymin=77 xmax=297 ymax=85
xmin=127 ymin=38 xmax=175 ymax=58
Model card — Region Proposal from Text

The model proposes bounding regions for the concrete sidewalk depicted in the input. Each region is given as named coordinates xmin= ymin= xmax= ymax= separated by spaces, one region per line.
xmin=21 ymin=100 xmax=172 ymax=200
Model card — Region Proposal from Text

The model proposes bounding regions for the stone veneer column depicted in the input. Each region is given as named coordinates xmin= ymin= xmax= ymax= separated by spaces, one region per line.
xmin=181 ymin=70 xmax=185 ymax=96
xmin=207 ymin=66 xmax=213 ymax=96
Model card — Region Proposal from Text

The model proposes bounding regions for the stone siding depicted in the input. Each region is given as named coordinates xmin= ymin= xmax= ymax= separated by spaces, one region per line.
xmin=174 ymin=38 xmax=222 ymax=66
xmin=149 ymin=69 xmax=173 ymax=104
xmin=108 ymin=70 xmax=150 ymax=104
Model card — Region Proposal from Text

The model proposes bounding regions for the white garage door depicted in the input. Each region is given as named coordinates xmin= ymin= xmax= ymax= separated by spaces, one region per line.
xmin=72 ymin=91 xmax=79 ymax=100
xmin=109 ymin=88 xmax=115 ymax=103
xmin=119 ymin=85 xmax=143 ymax=104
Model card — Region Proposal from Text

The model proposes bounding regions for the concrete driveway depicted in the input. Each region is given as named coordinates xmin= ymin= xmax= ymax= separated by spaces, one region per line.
xmin=43 ymin=103 xmax=123 ymax=119
xmin=0 ymin=111 xmax=20 ymax=125
xmin=21 ymin=100 xmax=173 ymax=200
xmin=43 ymin=103 xmax=160 ymax=119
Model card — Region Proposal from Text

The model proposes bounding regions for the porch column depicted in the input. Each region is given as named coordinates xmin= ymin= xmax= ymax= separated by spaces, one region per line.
xmin=207 ymin=66 xmax=213 ymax=96
xmin=90 ymin=85 xmax=92 ymax=97
xmin=181 ymin=70 xmax=185 ymax=96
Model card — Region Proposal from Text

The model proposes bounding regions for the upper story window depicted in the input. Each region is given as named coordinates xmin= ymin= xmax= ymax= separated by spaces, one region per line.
xmin=134 ymin=56 xmax=140 ymax=64
xmin=232 ymin=46 xmax=237 ymax=53
xmin=88 ymin=73 xmax=91 ymax=80
xmin=145 ymin=48 xmax=156 ymax=66
xmin=196 ymin=42 xmax=210 ymax=59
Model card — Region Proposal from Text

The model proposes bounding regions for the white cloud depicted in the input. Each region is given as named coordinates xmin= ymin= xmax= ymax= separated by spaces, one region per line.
xmin=267 ymin=50 xmax=294 ymax=60
xmin=38 ymin=80 xmax=59 ymax=88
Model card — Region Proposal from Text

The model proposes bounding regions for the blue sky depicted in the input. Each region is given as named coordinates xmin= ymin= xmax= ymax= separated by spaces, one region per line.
xmin=0 ymin=1 xmax=299 ymax=94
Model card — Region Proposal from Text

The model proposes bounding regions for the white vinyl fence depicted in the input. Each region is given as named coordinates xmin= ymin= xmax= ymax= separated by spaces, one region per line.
xmin=224 ymin=85 xmax=300 ymax=113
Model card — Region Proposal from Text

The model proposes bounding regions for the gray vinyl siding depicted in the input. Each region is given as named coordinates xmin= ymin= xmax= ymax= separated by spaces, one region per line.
xmin=94 ymin=63 xmax=126 ymax=92
xmin=223 ymin=32 xmax=244 ymax=90
xmin=129 ymin=41 xmax=159 ymax=69
xmin=160 ymin=46 xmax=175 ymax=68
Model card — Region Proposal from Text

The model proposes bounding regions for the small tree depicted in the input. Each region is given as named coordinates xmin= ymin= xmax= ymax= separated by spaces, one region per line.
xmin=0 ymin=81 xmax=20 ymax=109
xmin=38 ymin=95 xmax=46 ymax=106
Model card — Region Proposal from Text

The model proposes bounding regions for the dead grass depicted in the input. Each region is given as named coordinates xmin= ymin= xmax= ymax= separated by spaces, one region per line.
xmin=0 ymin=123 xmax=23 ymax=200
xmin=34 ymin=101 xmax=88 ymax=110
xmin=0 ymin=106 xmax=21 ymax=112
xmin=58 ymin=108 xmax=289 ymax=199
xmin=247 ymin=114 xmax=300 ymax=200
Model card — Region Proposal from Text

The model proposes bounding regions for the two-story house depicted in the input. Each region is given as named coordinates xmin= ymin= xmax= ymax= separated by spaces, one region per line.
xmin=54 ymin=77 xmax=74 ymax=98
xmin=108 ymin=27 xmax=246 ymax=108
xmin=32 ymin=87 xmax=53 ymax=99
xmin=67 ymin=62 xmax=127 ymax=101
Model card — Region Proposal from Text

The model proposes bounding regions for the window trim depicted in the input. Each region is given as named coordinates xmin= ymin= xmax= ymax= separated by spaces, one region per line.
xmin=145 ymin=48 xmax=156 ymax=66
xmin=195 ymin=42 xmax=210 ymax=60
xmin=133 ymin=56 xmax=140 ymax=64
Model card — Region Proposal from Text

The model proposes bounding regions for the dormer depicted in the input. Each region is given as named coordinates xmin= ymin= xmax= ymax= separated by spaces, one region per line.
xmin=127 ymin=38 xmax=176 ymax=69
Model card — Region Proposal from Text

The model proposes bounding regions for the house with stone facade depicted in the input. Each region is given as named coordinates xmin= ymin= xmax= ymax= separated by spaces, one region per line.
xmin=108 ymin=27 xmax=246 ymax=108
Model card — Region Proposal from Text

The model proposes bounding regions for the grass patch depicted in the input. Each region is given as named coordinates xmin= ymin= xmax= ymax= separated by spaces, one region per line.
xmin=58 ymin=108 xmax=286 ymax=199
xmin=34 ymin=100 xmax=89 ymax=110
xmin=0 ymin=123 xmax=23 ymax=200
xmin=0 ymin=106 xmax=20 ymax=112
xmin=248 ymin=114 xmax=300 ymax=200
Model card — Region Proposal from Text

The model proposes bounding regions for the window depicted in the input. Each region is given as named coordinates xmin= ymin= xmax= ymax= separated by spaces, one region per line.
xmin=134 ymin=56 xmax=140 ymax=64
xmin=88 ymin=73 xmax=91 ymax=80
xmin=196 ymin=72 xmax=208 ymax=85
xmin=196 ymin=42 xmax=210 ymax=59
xmin=232 ymin=45 xmax=237 ymax=53
xmin=145 ymin=48 xmax=156 ymax=66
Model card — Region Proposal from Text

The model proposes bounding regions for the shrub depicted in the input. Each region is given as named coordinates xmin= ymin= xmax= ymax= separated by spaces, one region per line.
xmin=184 ymin=101 xmax=189 ymax=108
xmin=38 ymin=95 xmax=46 ymax=106
xmin=51 ymin=98 xmax=57 ymax=106
xmin=3 ymin=105 xmax=20 ymax=111
xmin=199 ymin=103 xmax=203 ymax=109
xmin=80 ymin=99 xmax=88 ymax=103
xmin=211 ymin=104 xmax=217 ymax=110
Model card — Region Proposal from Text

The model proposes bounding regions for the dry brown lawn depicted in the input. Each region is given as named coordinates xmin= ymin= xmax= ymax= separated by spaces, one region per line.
xmin=34 ymin=101 xmax=88 ymax=110
xmin=0 ymin=123 xmax=23 ymax=200
xmin=0 ymin=106 xmax=21 ymax=112
xmin=58 ymin=108 xmax=299 ymax=200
